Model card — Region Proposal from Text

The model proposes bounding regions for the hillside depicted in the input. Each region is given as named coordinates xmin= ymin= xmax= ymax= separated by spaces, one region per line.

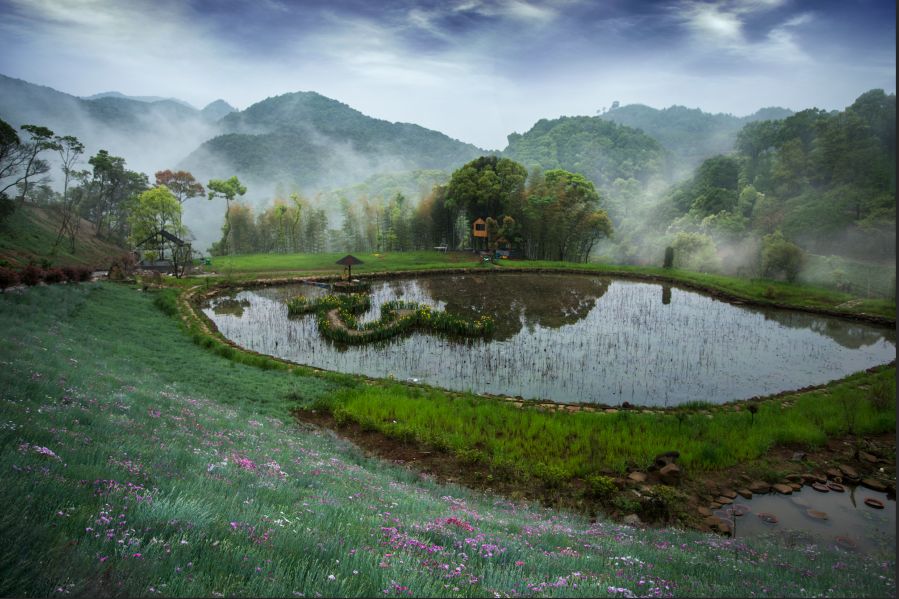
xmin=599 ymin=104 xmax=793 ymax=177
xmin=0 ymin=74 xmax=215 ymax=176
xmin=0 ymin=203 xmax=125 ymax=268
xmin=181 ymin=91 xmax=483 ymax=190
xmin=502 ymin=116 xmax=668 ymax=191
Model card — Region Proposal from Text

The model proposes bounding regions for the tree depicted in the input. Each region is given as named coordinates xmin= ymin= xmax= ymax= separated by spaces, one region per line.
xmin=760 ymin=230 xmax=804 ymax=282
xmin=671 ymin=231 xmax=719 ymax=272
xmin=154 ymin=170 xmax=205 ymax=205
xmin=15 ymin=125 xmax=58 ymax=206
xmin=207 ymin=176 xmax=247 ymax=255
xmin=128 ymin=186 xmax=184 ymax=244
xmin=52 ymin=135 xmax=85 ymax=253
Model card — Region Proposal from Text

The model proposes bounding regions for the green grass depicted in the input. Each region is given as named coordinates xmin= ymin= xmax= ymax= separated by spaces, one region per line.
xmin=1 ymin=282 xmax=895 ymax=597
xmin=311 ymin=369 xmax=896 ymax=480
xmin=210 ymin=250 xmax=483 ymax=274
xmin=0 ymin=204 xmax=124 ymax=269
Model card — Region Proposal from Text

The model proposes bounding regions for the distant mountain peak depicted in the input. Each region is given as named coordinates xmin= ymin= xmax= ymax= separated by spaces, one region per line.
xmin=83 ymin=91 xmax=195 ymax=109
xmin=200 ymin=99 xmax=236 ymax=121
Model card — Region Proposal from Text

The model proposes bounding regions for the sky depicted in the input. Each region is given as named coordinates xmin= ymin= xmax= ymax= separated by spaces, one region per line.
xmin=0 ymin=0 xmax=894 ymax=150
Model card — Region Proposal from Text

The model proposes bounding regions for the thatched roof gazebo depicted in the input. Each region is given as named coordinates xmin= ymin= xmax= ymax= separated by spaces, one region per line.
xmin=336 ymin=254 xmax=363 ymax=279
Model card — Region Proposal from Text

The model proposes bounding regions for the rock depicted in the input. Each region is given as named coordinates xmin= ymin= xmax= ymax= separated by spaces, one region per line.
xmin=659 ymin=463 xmax=681 ymax=485
xmin=715 ymin=496 xmax=733 ymax=505
xmin=703 ymin=515 xmax=720 ymax=528
xmin=789 ymin=482 xmax=802 ymax=491
xmin=785 ymin=474 xmax=804 ymax=483
xmin=748 ymin=481 xmax=771 ymax=494
xmin=825 ymin=468 xmax=842 ymax=479
xmin=627 ymin=471 xmax=647 ymax=483
xmin=859 ymin=451 xmax=878 ymax=464
xmin=654 ymin=451 xmax=680 ymax=468
xmin=736 ymin=488 xmax=753 ymax=499
xmin=709 ymin=501 xmax=722 ymax=509
xmin=790 ymin=452 xmax=807 ymax=462
xmin=720 ymin=489 xmax=737 ymax=499
xmin=772 ymin=483 xmax=793 ymax=495
xmin=839 ymin=464 xmax=859 ymax=480
xmin=622 ymin=514 xmax=642 ymax=526
xmin=806 ymin=509 xmax=828 ymax=520
xmin=697 ymin=506 xmax=712 ymax=517
xmin=802 ymin=473 xmax=826 ymax=484
xmin=861 ymin=478 xmax=888 ymax=492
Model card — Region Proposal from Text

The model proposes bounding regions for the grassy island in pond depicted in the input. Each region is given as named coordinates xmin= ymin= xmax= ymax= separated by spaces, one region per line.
xmin=285 ymin=291 xmax=495 ymax=344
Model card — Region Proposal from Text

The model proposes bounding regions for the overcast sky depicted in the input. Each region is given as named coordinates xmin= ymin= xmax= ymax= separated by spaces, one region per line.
xmin=0 ymin=0 xmax=894 ymax=149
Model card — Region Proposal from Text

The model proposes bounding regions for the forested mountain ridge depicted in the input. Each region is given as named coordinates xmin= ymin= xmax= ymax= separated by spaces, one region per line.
xmin=643 ymin=89 xmax=895 ymax=269
xmin=502 ymin=116 xmax=668 ymax=190
xmin=599 ymin=103 xmax=794 ymax=177
xmin=181 ymin=91 xmax=484 ymax=190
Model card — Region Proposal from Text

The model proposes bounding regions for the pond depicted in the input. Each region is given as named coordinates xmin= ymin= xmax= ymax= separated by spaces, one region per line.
xmin=203 ymin=273 xmax=896 ymax=407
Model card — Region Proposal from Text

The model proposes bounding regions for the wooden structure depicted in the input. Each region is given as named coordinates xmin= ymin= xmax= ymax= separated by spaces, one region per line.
xmin=336 ymin=254 xmax=363 ymax=279
xmin=133 ymin=229 xmax=192 ymax=277
xmin=472 ymin=217 xmax=488 ymax=251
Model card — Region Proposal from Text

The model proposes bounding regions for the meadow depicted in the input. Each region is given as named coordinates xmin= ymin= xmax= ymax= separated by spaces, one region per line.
xmin=1 ymin=280 xmax=895 ymax=597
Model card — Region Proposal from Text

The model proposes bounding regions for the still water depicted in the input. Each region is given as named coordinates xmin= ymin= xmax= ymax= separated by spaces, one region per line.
xmin=725 ymin=486 xmax=895 ymax=557
xmin=203 ymin=274 xmax=895 ymax=406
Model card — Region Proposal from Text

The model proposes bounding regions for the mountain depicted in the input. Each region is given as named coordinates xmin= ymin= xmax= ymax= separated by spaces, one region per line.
xmin=180 ymin=91 xmax=483 ymax=191
xmin=83 ymin=91 xmax=195 ymax=108
xmin=598 ymin=104 xmax=793 ymax=177
xmin=201 ymin=99 xmax=236 ymax=122
xmin=0 ymin=74 xmax=214 ymax=176
xmin=502 ymin=116 xmax=668 ymax=190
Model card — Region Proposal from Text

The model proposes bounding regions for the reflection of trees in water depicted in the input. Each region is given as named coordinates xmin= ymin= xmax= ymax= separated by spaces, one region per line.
xmin=421 ymin=274 xmax=610 ymax=340
xmin=211 ymin=298 xmax=251 ymax=317
xmin=755 ymin=309 xmax=894 ymax=349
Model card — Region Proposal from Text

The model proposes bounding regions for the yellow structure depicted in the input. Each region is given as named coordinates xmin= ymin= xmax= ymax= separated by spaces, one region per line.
xmin=472 ymin=218 xmax=488 ymax=238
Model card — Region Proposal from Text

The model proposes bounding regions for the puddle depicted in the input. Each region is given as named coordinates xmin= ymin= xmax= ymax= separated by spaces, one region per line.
xmin=717 ymin=485 xmax=895 ymax=557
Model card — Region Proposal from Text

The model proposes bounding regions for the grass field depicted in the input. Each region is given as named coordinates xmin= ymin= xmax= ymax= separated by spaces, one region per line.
xmin=1 ymin=281 xmax=895 ymax=597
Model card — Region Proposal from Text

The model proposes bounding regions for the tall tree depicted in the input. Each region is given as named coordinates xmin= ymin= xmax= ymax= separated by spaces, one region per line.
xmin=154 ymin=170 xmax=205 ymax=205
xmin=207 ymin=176 xmax=247 ymax=255
xmin=52 ymin=135 xmax=85 ymax=253
xmin=16 ymin=125 xmax=58 ymax=205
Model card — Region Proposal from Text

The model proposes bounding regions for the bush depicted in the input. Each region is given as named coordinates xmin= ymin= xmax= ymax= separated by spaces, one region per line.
xmin=20 ymin=264 xmax=44 ymax=286
xmin=108 ymin=253 xmax=137 ymax=281
xmin=761 ymin=230 xmax=804 ymax=282
xmin=61 ymin=266 xmax=79 ymax=282
xmin=644 ymin=485 xmax=684 ymax=522
xmin=671 ymin=232 xmax=720 ymax=272
xmin=663 ymin=246 xmax=674 ymax=268
xmin=43 ymin=268 xmax=66 ymax=284
xmin=586 ymin=474 xmax=618 ymax=500
xmin=76 ymin=267 xmax=93 ymax=282
xmin=0 ymin=267 xmax=19 ymax=290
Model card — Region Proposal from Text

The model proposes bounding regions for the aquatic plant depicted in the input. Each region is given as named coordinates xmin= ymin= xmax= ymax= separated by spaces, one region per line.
xmin=286 ymin=292 xmax=494 ymax=345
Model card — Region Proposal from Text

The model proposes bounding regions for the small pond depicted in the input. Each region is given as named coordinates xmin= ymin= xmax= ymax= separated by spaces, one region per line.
xmin=203 ymin=273 xmax=896 ymax=407
xmin=721 ymin=486 xmax=895 ymax=557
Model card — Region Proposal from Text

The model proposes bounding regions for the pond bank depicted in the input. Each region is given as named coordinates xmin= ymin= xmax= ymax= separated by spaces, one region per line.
xmin=294 ymin=404 xmax=896 ymax=540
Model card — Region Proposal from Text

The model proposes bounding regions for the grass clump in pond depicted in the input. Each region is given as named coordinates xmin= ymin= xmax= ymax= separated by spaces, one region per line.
xmin=1 ymin=282 xmax=895 ymax=597
xmin=311 ymin=369 xmax=895 ymax=482
xmin=286 ymin=292 xmax=494 ymax=344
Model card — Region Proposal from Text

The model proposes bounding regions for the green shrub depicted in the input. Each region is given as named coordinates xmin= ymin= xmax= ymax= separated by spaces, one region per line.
xmin=761 ymin=230 xmax=804 ymax=282
xmin=586 ymin=474 xmax=618 ymax=500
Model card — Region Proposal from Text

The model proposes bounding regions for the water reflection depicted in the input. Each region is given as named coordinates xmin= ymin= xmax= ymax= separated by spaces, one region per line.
xmin=203 ymin=274 xmax=896 ymax=406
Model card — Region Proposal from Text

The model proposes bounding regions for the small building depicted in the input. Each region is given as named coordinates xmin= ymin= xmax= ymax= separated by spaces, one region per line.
xmin=133 ymin=229 xmax=193 ymax=277
xmin=472 ymin=217 xmax=488 ymax=250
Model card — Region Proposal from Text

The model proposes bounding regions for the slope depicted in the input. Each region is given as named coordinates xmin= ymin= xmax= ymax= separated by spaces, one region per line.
xmin=0 ymin=203 xmax=125 ymax=268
